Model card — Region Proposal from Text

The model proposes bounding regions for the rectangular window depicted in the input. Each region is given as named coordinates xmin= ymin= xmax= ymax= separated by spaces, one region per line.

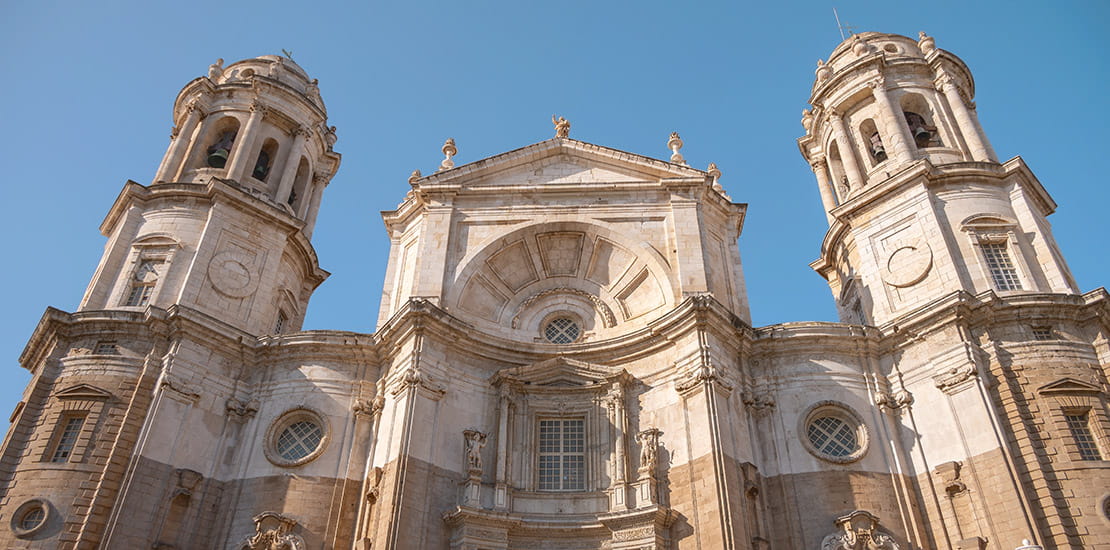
xmin=538 ymin=418 xmax=585 ymax=491
xmin=124 ymin=283 xmax=154 ymax=306
xmin=1065 ymin=413 xmax=1102 ymax=461
xmin=1031 ymin=326 xmax=1054 ymax=341
xmin=274 ymin=311 xmax=287 ymax=334
xmin=981 ymin=242 xmax=1022 ymax=291
xmin=50 ymin=415 xmax=86 ymax=463
xmin=93 ymin=341 xmax=119 ymax=355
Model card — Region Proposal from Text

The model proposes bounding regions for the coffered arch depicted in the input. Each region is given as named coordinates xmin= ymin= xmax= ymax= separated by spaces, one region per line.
xmin=445 ymin=220 xmax=677 ymax=341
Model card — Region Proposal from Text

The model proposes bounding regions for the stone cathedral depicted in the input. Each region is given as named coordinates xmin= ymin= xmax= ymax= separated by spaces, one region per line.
xmin=1 ymin=30 xmax=1108 ymax=550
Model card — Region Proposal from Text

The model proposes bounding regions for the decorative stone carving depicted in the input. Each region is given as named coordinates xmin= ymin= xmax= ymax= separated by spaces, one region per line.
xmin=820 ymin=510 xmax=900 ymax=550
xmin=242 ymin=512 xmax=305 ymax=550
xmin=851 ymin=34 xmax=873 ymax=57
xmin=801 ymin=108 xmax=815 ymax=132
xmin=173 ymin=468 xmax=203 ymax=498
xmin=667 ymin=132 xmax=685 ymax=164
xmin=881 ymin=242 xmax=933 ymax=288
xmin=463 ymin=429 xmax=487 ymax=473
xmin=352 ymin=398 xmax=375 ymax=417
xmin=933 ymin=364 xmax=977 ymax=394
xmin=675 ymin=363 xmax=733 ymax=395
xmin=208 ymin=58 xmax=224 ymax=81
xmin=918 ymin=31 xmax=936 ymax=55
xmin=552 ymin=114 xmax=570 ymax=138
xmin=934 ymin=460 xmax=967 ymax=496
xmin=511 ymin=287 xmax=616 ymax=328
xmin=874 ymin=388 xmax=913 ymax=410
xmin=226 ymin=397 xmax=260 ymax=420
xmin=324 ymin=125 xmax=337 ymax=151
xmin=741 ymin=389 xmax=776 ymax=412
xmin=408 ymin=169 xmax=422 ymax=185
xmin=438 ymin=138 xmax=457 ymax=171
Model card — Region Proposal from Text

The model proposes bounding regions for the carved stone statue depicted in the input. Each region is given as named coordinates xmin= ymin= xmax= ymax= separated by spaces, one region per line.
xmin=463 ymin=429 xmax=486 ymax=472
xmin=635 ymin=428 xmax=662 ymax=473
xmin=552 ymin=115 xmax=570 ymax=138
xmin=208 ymin=58 xmax=224 ymax=81
xmin=325 ymin=126 xmax=337 ymax=151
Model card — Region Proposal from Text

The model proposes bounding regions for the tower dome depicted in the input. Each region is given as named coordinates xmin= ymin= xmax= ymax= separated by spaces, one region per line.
xmin=153 ymin=54 xmax=340 ymax=229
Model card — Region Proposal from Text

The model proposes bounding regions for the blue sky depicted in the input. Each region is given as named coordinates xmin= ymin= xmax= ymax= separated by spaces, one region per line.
xmin=1 ymin=1 xmax=1107 ymax=419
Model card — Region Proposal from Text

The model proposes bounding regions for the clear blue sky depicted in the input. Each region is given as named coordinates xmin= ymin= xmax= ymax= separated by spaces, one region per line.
xmin=1 ymin=1 xmax=1107 ymax=420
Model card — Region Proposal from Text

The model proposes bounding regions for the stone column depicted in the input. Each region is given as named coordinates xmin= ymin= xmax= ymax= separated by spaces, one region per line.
xmin=274 ymin=126 xmax=310 ymax=205
xmin=811 ymin=159 xmax=836 ymax=224
xmin=155 ymin=101 xmax=203 ymax=183
xmin=608 ymin=383 xmax=630 ymax=510
xmin=301 ymin=173 xmax=328 ymax=238
xmin=827 ymin=111 xmax=864 ymax=192
xmin=868 ymin=76 xmax=914 ymax=163
xmin=225 ymin=102 xmax=266 ymax=182
xmin=494 ymin=386 xmax=513 ymax=510
xmin=937 ymin=72 xmax=993 ymax=162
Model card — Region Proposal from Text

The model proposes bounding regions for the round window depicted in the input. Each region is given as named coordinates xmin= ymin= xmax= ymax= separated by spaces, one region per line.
xmin=800 ymin=402 xmax=868 ymax=463
xmin=10 ymin=499 xmax=49 ymax=538
xmin=544 ymin=317 xmax=580 ymax=344
xmin=264 ymin=409 xmax=329 ymax=467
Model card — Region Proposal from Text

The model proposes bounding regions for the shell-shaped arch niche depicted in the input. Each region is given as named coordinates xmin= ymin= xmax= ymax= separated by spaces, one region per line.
xmin=446 ymin=222 xmax=677 ymax=342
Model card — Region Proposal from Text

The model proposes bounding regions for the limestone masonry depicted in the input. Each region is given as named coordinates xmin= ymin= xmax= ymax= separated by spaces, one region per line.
xmin=1 ymin=32 xmax=1108 ymax=550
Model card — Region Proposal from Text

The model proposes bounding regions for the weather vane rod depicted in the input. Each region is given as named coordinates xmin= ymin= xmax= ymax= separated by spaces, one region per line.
xmin=832 ymin=8 xmax=856 ymax=41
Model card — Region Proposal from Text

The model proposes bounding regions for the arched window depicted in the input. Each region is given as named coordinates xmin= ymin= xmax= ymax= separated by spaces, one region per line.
xmin=204 ymin=117 xmax=240 ymax=169
xmin=826 ymin=141 xmax=848 ymax=201
xmin=900 ymin=93 xmax=943 ymax=149
xmin=859 ymin=119 xmax=885 ymax=165
xmin=289 ymin=157 xmax=310 ymax=209
xmin=253 ymin=138 xmax=279 ymax=181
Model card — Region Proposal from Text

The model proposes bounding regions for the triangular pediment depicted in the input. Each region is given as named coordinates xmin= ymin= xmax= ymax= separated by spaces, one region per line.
xmin=416 ymin=138 xmax=708 ymax=189
xmin=1037 ymin=377 xmax=1102 ymax=395
xmin=54 ymin=383 xmax=113 ymax=401
xmin=491 ymin=356 xmax=628 ymax=388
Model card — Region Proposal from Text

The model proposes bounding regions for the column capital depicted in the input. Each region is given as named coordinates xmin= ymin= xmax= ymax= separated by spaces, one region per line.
xmin=810 ymin=158 xmax=828 ymax=172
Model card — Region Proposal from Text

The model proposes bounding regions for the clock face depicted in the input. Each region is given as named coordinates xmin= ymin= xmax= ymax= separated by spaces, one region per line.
xmin=882 ymin=243 xmax=933 ymax=288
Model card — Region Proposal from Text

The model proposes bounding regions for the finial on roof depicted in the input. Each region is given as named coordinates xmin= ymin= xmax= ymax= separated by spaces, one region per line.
xmin=409 ymin=169 xmax=422 ymax=184
xmin=816 ymin=59 xmax=831 ymax=83
xmin=552 ymin=115 xmax=570 ymax=138
xmin=438 ymin=138 xmax=457 ymax=172
xmin=852 ymin=34 xmax=872 ymax=56
xmin=918 ymin=31 xmax=936 ymax=55
xmin=707 ymin=163 xmax=727 ymax=197
xmin=668 ymin=132 xmax=686 ymax=165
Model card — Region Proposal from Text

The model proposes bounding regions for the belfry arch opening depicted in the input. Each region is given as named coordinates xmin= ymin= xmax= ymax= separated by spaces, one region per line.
xmin=203 ymin=117 xmax=240 ymax=169
xmin=900 ymin=92 xmax=943 ymax=149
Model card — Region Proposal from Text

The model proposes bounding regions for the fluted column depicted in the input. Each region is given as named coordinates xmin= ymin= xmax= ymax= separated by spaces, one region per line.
xmin=868 ymin=76 xmax=914 ymax=163
xmin=937 ymin=71 xmax=993 ymax=162
xmin=274 ymin=126 xmax=310 ymax=204
xmin=828 ymin=111 xmax=865 ymax=192
xmin=811 ymin=159 xmax=836 ymax=224
xmin=155 ymin=101 xmax=203 ymax=183
xmin=226 ymin=102 xmax=266 ymax=181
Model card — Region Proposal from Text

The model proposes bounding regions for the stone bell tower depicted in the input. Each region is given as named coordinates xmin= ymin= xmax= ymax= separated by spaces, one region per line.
xmin=78 ymin=55 xmax=340 ymax=335
xmin=799 ymin=32 xmax=1079 ymax=325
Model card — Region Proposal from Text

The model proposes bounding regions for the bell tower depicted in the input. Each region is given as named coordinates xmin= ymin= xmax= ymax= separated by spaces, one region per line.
xmin=78 ymin=55 xmax=340 ymax=335
xmin=799 ymin=32 xmax=1079 ymax=325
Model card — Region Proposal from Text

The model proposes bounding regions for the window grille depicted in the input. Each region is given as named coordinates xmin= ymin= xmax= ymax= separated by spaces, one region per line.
xmin=538 ymin=418 xmax=585 ymax=491
xmin=1065 ymin=413 xmax=1102 ymax=461
xmin=981 ymin=242 xmax=1022 ymax=290
xmin=50 ymin=416 xmax=85 ymax=462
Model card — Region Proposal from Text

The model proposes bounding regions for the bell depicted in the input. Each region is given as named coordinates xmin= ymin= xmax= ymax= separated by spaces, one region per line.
xmin=913 ymin=126 xmax=932 ymax=141
xmin=207 ymin=148 xmax=229 ymax=168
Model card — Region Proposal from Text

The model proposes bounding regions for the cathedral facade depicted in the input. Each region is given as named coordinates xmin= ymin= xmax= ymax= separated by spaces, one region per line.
xmin=1 ymin=31 xmax=1108 ymax=550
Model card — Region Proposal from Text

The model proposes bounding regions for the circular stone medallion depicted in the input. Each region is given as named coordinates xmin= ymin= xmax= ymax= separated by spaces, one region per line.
xmin=882 ymin=243 xmax=933 ymax=288
xmin=207 ymin=252 xmax=258 ymax=297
